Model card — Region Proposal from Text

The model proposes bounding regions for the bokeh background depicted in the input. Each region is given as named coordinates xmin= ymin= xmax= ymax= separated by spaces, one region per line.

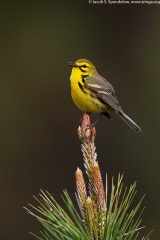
xmin=0 ymin=1 xmax=159 ymax=239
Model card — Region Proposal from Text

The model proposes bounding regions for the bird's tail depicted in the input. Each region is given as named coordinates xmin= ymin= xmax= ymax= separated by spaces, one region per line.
xmin=119 ymin=111 xmax=142 ymax=132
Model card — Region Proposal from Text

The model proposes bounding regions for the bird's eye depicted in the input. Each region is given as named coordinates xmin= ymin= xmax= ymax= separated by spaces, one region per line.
xmin=83 ymin=64 xmax=87 ymax=68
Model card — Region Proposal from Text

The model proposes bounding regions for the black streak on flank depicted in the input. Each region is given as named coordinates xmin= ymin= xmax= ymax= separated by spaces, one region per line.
xmin=78 ymin=82 xmax=87 ymax=94
xmin=90 ymin=93 xmax=97 ymax=99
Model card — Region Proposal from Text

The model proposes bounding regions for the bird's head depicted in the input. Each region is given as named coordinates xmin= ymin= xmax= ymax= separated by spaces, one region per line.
xmin=69 ymin=59 xmax=97 ymax=76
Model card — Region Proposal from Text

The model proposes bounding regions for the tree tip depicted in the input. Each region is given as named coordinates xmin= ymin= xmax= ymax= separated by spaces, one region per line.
xmin=78 ymin=113 xmax=96 ymax=143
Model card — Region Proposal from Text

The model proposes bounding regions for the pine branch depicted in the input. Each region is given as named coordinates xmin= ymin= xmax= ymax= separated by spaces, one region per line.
xmin=24 ymin=113 xmax=152 ymax=240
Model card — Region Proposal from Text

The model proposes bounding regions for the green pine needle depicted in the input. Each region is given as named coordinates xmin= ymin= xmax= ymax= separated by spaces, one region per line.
xmin=24 ymin=175 xmax=151 ymax=240
xmin=24 ymin=114 xmax=152 ymax=239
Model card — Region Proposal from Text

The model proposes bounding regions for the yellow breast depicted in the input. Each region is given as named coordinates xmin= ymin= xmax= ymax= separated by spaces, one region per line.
xmin=70 ymin=71 xmax=106 ymax=113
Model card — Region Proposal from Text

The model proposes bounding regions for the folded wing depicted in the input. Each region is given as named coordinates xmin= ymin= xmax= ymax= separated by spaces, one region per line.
xmin=85 ymin=73 xmax=122 ymax=112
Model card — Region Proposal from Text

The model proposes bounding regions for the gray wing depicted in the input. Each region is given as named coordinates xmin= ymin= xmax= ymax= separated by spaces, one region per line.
xmin=85 ymin=73 xmax=121 ymax=112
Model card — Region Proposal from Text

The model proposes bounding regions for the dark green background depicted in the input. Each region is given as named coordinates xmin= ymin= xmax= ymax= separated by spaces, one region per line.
xmin=0 ymin=1 xmax=159 ymax=239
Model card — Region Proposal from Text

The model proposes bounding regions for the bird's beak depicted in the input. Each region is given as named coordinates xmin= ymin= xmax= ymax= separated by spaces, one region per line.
xmin=68 ymin=61 xmax=77 ymax=67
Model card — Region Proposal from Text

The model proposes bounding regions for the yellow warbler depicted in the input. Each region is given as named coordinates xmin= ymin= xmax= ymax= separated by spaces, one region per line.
xmin=69 ymin=59 xmax=141 ymax=132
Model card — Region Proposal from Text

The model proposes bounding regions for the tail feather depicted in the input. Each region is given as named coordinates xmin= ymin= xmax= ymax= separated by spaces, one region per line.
xmin=119 ymin=111 xmax=142 ymax=132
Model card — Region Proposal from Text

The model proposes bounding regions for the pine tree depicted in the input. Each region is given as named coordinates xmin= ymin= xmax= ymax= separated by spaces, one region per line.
xmin=24 ymin=113 xmax=152 ymax=240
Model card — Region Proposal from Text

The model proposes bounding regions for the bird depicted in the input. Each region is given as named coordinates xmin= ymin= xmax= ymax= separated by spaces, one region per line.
xmin=69 ymin=59 xmax=141 ymax=132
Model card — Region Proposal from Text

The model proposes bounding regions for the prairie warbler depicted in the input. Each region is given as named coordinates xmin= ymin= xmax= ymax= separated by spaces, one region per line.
xmin=69 ymin=59 xmax=141 ymax=132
